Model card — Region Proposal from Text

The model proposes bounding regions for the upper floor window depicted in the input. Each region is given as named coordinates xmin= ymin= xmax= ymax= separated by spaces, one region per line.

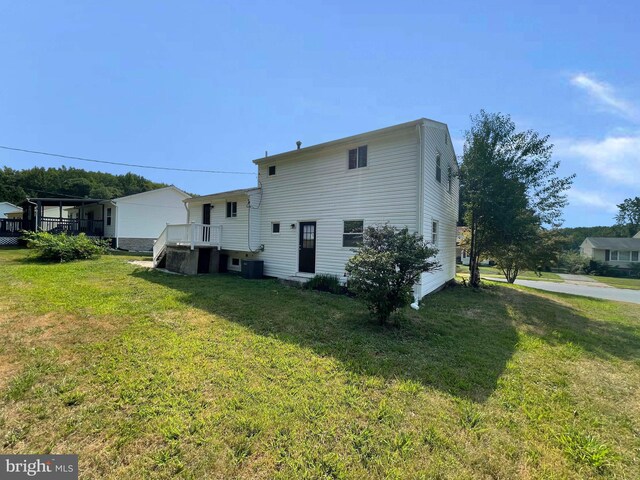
xmin=343 ymin=220 xmax=364 ymax=247
xmin=432 ymin=220 xmax=439 ymax=245
xmin=435 ymin=154 xmax=442 ymax=183
xmin=226 ymin=201 xmax=237 ymax=218
xmin=272 ymin=222 xmax=280 ymax=233
xmin=348 ymin=145 xmax=368 ymax=169
xmin=447 ymin=166 xmax=452 ymax=193
xmin=268 ymin=165 xmax=276 ymax=176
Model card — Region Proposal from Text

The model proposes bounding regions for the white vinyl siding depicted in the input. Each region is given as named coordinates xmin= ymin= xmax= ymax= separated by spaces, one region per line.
xmin=419 ymin=122 xmax=459 ymax=297
xmin=254 ymin=129 xmax=420 ymax=279
xmin=187 ymin=190 xmax=261 ymax=252
xmin=116 ymin=188 xmax=189 ymax=240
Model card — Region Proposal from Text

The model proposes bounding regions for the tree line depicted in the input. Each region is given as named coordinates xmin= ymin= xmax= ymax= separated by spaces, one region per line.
xmin=0 ymin=166 xmax=168 ymax=205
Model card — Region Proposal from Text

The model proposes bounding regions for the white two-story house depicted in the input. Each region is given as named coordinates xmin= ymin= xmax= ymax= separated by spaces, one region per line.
xmin=154 ymin=118 xmax=459 ymax=299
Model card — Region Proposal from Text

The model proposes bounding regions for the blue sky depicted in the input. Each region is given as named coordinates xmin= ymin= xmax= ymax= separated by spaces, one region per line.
xmin=1 ymin=1 xmax=638 ymax=227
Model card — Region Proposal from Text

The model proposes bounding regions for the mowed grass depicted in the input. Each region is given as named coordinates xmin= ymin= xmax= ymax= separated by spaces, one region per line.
xmin=595 ymin=276 xmax=640 ymax=290
xmin=1 ymin=248 xmax=639 ymax=479
xmin=456 ymin=265 xmax=564 ymax=282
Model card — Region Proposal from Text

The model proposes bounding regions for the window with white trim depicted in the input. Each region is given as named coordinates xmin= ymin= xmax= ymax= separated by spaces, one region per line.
xmin=343 ymin=220 xmax=364 ymax=247
xmin=272 ymin=222 xmax=280 ymax=234
xmin=432 ymin=220 xmax=439 ymax=245
xmin=632 ymin=251 xmax=639 ymax=262
xmin=610 ymin=250 xmax=619 ymax=261
xmin=106 ymin=207 xmax=112 ymax=226
xmin=348 ymin=146 xmax=367 ymax=169
xmin=447 ymin=166 xmax=452 ymax=193
xmin=231 ymin=258 xmax=240 ymax=266
xmin=435 ymin=154 xmax=442 ymax=183
xmin=619 ymin=250 xmax=631 ymax=261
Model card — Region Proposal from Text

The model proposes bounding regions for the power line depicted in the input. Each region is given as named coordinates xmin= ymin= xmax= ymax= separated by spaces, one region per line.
xmin=0 ymin=145 xmax=255 ymax=175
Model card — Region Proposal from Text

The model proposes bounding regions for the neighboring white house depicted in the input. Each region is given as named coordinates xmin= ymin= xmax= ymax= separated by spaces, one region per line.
xmin=580 ymin=233 xmax=640 ymax=268
xmin=38 ymin=186 xmax=190 ymax=250
xmin=156 ymin=118 xmax=459 ymax=300
xmin=0 ymin=202 xmax=22 ymax=219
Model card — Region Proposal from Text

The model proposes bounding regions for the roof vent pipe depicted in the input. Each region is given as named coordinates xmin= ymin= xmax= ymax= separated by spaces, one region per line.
xmin=296 ymin=141 xmax=302 ymax=150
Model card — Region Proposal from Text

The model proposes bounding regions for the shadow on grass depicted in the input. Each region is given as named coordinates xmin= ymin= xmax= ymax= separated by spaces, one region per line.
xmin=131 ymin=270 xmax=639 ymax=403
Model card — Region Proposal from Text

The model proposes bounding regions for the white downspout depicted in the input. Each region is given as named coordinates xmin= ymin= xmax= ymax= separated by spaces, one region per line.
xmin=411 ymin=122 xmax=426 ymax=310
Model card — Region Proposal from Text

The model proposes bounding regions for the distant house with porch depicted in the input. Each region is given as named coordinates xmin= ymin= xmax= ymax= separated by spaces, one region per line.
xmin=580 ymin=232 xmax=640 ymax=268
xmin=0 ymin=186 xmax=190 ymax=250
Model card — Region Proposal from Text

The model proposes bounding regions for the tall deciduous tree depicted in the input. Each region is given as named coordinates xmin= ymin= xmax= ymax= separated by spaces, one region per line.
xmin=460 ymin=111 xmax=574 ymax=287
xmin=615 ymin=197 xmax=640 ymax=236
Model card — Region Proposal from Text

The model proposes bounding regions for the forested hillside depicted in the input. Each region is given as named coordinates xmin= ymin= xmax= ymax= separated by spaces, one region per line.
xmin=0 ymin=166 xmax=168 ymax=205
xmin=557 ymin=225 xmax=626 ymax=250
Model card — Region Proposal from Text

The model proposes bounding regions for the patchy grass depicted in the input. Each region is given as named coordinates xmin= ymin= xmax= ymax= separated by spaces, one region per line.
xmin=595 ymin=276 xmax=640 ymax=290
xmin=1 ymin=247 xmax=639 ymax=479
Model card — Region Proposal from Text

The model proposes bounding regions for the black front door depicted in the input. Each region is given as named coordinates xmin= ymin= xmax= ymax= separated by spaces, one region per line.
xmin=299 ymin=222 xmax=316 ymax=273
xmin=202 ymin=204 xmax=211 ymax=241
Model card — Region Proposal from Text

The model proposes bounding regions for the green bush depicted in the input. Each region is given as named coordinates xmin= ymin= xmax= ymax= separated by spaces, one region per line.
xmin=306 ymin=274 xmax=345 ymax=294
xmin=23 ymin=231 xmax=110 ymax=262
xmin=557 ymin=251 xmax=589 ymax=274
xmin=346 ymin=225 xmax=439 ymax=324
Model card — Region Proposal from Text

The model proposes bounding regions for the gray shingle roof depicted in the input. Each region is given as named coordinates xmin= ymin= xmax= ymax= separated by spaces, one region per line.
xmin=585 ymin=237 xmax=640 ymax=249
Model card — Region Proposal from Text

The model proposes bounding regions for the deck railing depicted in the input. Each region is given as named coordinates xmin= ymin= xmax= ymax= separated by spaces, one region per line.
xmin=0 ymin=218 xmax=22 ymax=236
xmin=154 ymin=222 xmax=222 ymax=265
xmin=40 ymin=217 xmax=104 ymax=236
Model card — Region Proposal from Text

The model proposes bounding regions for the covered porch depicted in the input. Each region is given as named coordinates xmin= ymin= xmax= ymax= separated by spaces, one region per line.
xmin=22 ymin=198 xmax=107 ymax=237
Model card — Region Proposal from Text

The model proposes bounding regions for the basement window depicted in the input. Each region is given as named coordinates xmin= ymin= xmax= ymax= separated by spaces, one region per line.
xmin=231 ymin=258 xmax=240 ymax=266
xmin=268 ymin=165 xmax=276 ymax=176
xmin=343 ymin=220 xmax=363 ymax=247
xmin=348 ymin=145 xmax=368 ymax=169
xmin=226 ymin=201 xmax=237 ymax=218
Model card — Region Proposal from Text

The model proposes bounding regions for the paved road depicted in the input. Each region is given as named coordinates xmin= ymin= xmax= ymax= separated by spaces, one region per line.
xmin=489 ymin=277 xmax=640 ymax=304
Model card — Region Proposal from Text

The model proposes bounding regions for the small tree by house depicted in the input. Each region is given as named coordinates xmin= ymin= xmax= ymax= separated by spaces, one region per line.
xmin=345 ymin=225 xmax=440 ymax=325
xmin=492 ymin=227 xmax=565 ymax=283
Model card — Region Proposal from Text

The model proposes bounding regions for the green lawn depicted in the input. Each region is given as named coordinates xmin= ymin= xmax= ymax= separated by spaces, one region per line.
xmin=456 ymin=265 xmax=564 ymax=282
xmin=1 ymin=248 xmax=639 ymax=479
xmin=595 ymin=276 xmax=640 ymax=290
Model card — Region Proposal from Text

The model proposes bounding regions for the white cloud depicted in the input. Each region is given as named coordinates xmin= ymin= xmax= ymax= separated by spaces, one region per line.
xmin=556 ymin=134 xmax=640 ymax=186
xmin=570 ymin=73 xmax=638 ymax=121
xmin=567 ymin=188 xmax=618 ymax=213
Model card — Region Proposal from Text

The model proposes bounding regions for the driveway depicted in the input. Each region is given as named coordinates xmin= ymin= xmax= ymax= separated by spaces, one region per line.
xmin=556 ymin=273 xmax=611 ymax=287
xmin=488 ymin=277 xmax=640 ymax=304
